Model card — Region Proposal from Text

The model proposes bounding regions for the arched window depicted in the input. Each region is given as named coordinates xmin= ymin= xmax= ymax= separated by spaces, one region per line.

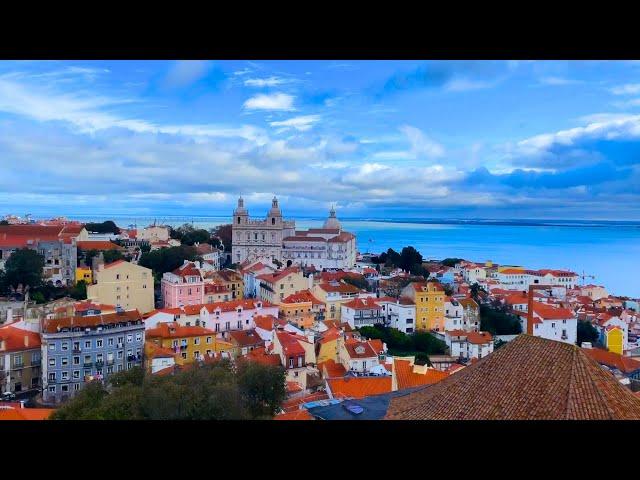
xmin=272 ymin=218 xmax=275 ymax=225
xmin=237 ymin=217 xmax=241 ymax=224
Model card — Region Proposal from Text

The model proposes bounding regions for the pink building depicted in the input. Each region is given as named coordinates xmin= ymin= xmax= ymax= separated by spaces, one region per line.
xmin=161 ymin=261 xmax=205 ymax=308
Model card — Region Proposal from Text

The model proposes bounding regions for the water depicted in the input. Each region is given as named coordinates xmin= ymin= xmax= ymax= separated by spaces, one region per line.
xmin=67 ymin=214 xmax=640 ymax=298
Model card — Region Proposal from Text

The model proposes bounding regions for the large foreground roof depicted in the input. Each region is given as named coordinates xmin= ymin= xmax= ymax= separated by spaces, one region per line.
xmin=385 ymin=334 xmax=640 ymax=420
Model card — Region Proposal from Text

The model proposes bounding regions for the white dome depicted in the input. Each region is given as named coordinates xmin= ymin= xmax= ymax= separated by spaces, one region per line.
xmin=323 ymin=205 xmax=341 ymax=230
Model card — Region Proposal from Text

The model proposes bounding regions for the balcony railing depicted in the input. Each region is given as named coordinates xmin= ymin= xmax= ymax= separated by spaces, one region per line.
xmin=95 ymin=361 xmax=104 ymax=367
xmin=83 ymin=362 xmax=93 ymax=367
xmin=72 ymin=348 xmax=82 ymax=354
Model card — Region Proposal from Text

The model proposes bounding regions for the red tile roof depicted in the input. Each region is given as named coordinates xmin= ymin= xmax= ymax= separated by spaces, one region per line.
xmin=146 ymin=322 xmax=215 ymax=339
xmin=582 ymin=348 xmax=640 ymax=374
xmin=327 ymin=377 xmax=393 ymax=399
xmin=386 ymin=335 xmax=640 ymax=420
xmin=393 ymin=358 xmax=450 ymax=390
xmin=532 ymin=302 xmax=575 ymax=320
xmin=229 ymin=329 xmax=264 ymax=347
xmin=76 ymin=241 xmax=124 ymax=251
xmin=343 ymin=297 xmax=382 ymax=310
xmin=0 ymin=326 xmax=41 ymax=352
xmin=202 ymin=299 xmax=271 ymax=313
xmin=43 ymin=310 xmax=142 ymax=334
xmin=276 ymin=331 xmax=306 ymax=357
xmin=244 ymin=346 xmax=282 ymax=367
xmin=274 ymin=409 xmax=314 ymax=420
xmin=256 ymin=266 xmax=301 ymax=283
xmin=282 ymin=289 xmax=323 ymax=306
xmin=0 ymin=407 xmax=55 ymax=420
xmin=318 ymin=282 xmax=360 ymax=294
xmin=319 ymin=359 xmax=347 ymax=378
xmin=254 ymin=314 xmax=277 ymax=331
xmin=344 ymin=340 xmax=377 ymax=359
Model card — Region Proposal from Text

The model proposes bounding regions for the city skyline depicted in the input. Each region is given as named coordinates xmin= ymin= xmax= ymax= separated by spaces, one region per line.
xmin=1 ymin=60 xmax=640 ymax=219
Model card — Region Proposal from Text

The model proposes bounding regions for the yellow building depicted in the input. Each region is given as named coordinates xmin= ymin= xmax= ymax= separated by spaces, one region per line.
xmin=401 ymin=281 xmax=445 ymax=331
xmin=279 ymin=290 xmax=323 ymax=329
xmin=317 ymin=327 xmax=341 ymax=364
xmin=87 ymin=260 xmax=155 ymax=314
xmin=256 ymin=267 xmax=308 ymax=305
xmin=145 ymin=322 xmax=232 ymax=365
xmin=204 ymin=269 xmax=244 ymax=300
xmin=75 ymin=267 xmax=93 ymax=285
xmin=605 ymin=326 xmax=624 ymax=355
xmin=311 ymin=281 xmax=361 ymax=322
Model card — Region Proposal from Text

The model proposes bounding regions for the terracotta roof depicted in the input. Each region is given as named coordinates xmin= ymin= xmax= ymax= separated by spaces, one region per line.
xmin=327 ymin=232 xmax=355 ymax=242
xmin=103 ymin=259 xmax=127 ymax=269
xmin=446 ymin=330 xmax=493 ymax=345
xmin=327 ymin=377 xmax=392 ymax=399
xmin=244 ymin=346 xmax=282 ymax=367
xmin=276 ymin=331 xmax=306 ymax=357
xmin=344 ymin=340 xmax=377 ymax=359
xmin=274 ymin=409 xmax=314 ymax=420
xmin=76 ymin=241 xmax=123 ymax=251
xmin=0 ymin=407 xmax=55 ymax=420
xmin=0 ymin=326 xmax=41 ymax=351
xmin=256 ymin=266 xmax=301 ymax=283
xmin=393 ymin=358 xmax=450 ymax=390
xmin=229 ymin=329 xmax=264 ymax=347
xmin=582 ymin=348 xmax=640 ymax=374
xmin=532 ymin=302 xmax=575 ymax=320
xmin=283 ymin=236 xmax=327 ymax=242
xmin=202 ymin=299 xmax=271 ymax=313
xmin=286 ymin=381 xmax=304 ymax=393
xmin=146 ymin=322 xmax=215 ymax=339
xmin=318 ymin=282 xmax=360 ymax=294
xmin=171 ymin=262 xmax=202 ymax=279
xmin=282 ymin=289 xmax=323 ymax=306
xmin=320 ymin=327 xmax=341 ymax=344
xmin=504 ymin=293 xmax=528 ymax=305
xmin=254 ymin=314 xmax=277 ymax=331
xmin=385 ymin=335 xmax=640 ymax=420
xmin=343 ymin=297 xmax=382 ymax=310
xmin=43 ymin=309 xmax=142 ymax=334
xmin=145 ymin=341 xmax=178 ymax=359
xmin=319 ymin=359 xmax=348 ymax=378
xmin=204 ymin=283 xmax=230 ymax=294
xmin=500 ymin=268 xmax=525 ymax=274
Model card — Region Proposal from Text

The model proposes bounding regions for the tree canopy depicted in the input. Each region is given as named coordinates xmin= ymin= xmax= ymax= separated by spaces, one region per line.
xmin=85 ymin=220 xmax=120 ymax=234
xmin=102 ymin=249 xmax=125 ymax=264
xmin=170 ymin=224 xmax=213 ymax=246
xmin=577 ymin=320 xmax=599 ymax=346
xmin=213 ymin=224 xmax=232 ymax=252
xmin=138 ymin=245 xmax=201 ymax=277
xmin=50 ymin=361 xmax=286 ymax=420
xmin=3 ymin=248 xmax=44 ymax=290
xmin=441 ymin=258 xmax=465 ymax=267
xmin=479 ymin=302 xmax=522 ymax=335
xmin=357 ymin=325 xmax=447 ymax=364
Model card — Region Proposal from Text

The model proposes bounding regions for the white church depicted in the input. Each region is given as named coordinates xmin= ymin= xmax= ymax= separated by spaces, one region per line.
xmin=232 ymin=196 xmax=357 ymax=270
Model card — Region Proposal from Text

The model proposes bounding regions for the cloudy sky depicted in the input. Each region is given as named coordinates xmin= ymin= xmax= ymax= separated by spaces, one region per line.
xmin=1 ymin=60 xmax=640 ymax=220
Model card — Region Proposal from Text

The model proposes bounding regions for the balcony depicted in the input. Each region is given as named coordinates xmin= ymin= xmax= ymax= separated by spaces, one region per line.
xmin=73 ymin=348 xmax=82 ymax=354
xmin=83 ymin=362 xmax=93 ymax=367
xmin=30 ymin=360 xmax=40 ymax=367
xmin=95 ymin=361 xmax=104 ymax=367
xmin=106 ymin=359 xmax=114 ymax=366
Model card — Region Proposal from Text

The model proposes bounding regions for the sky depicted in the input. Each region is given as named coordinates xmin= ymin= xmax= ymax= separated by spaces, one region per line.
xmin=1 ymin=60 xmax=640 ymax=220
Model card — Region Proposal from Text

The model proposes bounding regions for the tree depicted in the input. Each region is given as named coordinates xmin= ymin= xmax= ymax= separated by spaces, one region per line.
xmin=577 ymin=320 xmax=599 ymax=346
xmin=103 ymin=249 xmax=125 ymax=264
xmin=441 ymin=258 xmax=464 ymax=267
xmin=213 ymin=224 xmax=233 ymax=252
xmin=138 ymin=245 xmax=201 ymax=277
xmin=470 ymin=282 xmax=484 ymax=301
xmin=236 ymin=362 xmax=286 ymax=419
xmin=169 ymin=224 xmax=212 ymax=246
xmin=81 ymin=249 xmax=100 ymax=268
xmin=51 ymin=361 xmax=285 ymax=420
xmin=3 ymin=248 xmax=44 ymax=290
xmin=343 ymin=274 xmax=369 ymax=291
xmin=272 ymin=258 xmax=283 ymax=269
xmin=0 ymin=220 xmax=9 ymax=225
xmin=69 ymin=280 xmax=87 ymax=300
xmin=442 ymin=283 xmax=454 ymax=296
xmin=479 ymin=304 xmax=522 ymax=335
xmin=139 ymin=243 xmax=151 ymax=254
xmin=400 ymin=246 xmax=423 ymax=272
xmin=85 ymin=220 xmax=120 ymax=234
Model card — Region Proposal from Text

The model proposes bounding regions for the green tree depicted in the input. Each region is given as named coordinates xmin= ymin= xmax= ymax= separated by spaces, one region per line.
xmin=479 ymin=304 xmax=522 ymax=335
xmin=441 ymin=258 xmax=464 ymax=267
xmin=577 ymin=320 xmax=599 ymax=346
xmin=400 ymin=246 xmax=423 ymax=272
xmin=237 ymin=361 xmax=286 ymax=419
xmin=138 ymin=245 xmax=201 ymax=277
xmin=31 ymin=291 xmax=46 ymax=304
xmin=85 ymin=220 xmax=120 ymax=234
xmin=4 ymin=248 xmax=44 ymax=290
xmin=103 ymin=249 xmax=125 ymax=264
xmin=81 ymin=249 xmax=100 ymax=268
xmin=69 ymin=280 xmax=87 ymax=300
xmin=0 ymin=220 xmax=9 ymax=225
xmin=213 ymin=224 xmax=233 ymax=252
xmin=50 ymin=381 xmax=109 ymax=420
xmin=139 ymin=243 xmax=151 ymax=254
xmin=343 ymin=274 xmax=369 ymax=291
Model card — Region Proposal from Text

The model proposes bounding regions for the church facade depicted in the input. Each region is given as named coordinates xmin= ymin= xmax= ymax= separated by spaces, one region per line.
xmin=231 ymin=197 xmax=356 ymax=270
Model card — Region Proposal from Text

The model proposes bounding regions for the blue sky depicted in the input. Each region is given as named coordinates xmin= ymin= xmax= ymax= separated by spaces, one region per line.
xmin=1 ymin=60 xmax=640 ymax=220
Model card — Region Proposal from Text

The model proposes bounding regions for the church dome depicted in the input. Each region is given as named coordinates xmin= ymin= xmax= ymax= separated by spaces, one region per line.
xmin=323 ymin=205 xmax=341 ymax=230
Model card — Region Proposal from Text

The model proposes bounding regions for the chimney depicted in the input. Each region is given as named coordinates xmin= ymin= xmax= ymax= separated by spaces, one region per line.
xmin=6 ymin=308 xmax=12 ymax=325
xmin=24 ymin=334 xmax=29 ymax=348
xmin=527 ymin=285 xmax=535 ymax=335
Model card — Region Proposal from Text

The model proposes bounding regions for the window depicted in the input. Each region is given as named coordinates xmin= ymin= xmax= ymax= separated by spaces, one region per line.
xmin=49 ymin=358 xmax=56 ymax=367
xmin=181 ymin=352 xmax=187 ymax=359
xmin=194 ymin=337 xmax=200 ymax=345
xmin=61 ymin=371 xmax=69 ymax=380
xmin=48 ymin=386 xmax=56 ymax=393
xmin=135 ymin=333 xmax=142 ymax=342
xmin=127 ymin=334 xmax=133 ymax=343
xmin=96 ymin=339 xmax=103 ymax=348
xmin=206 ymin=337 xmax=212 ymax=344
xmin=73 ymin=370 xmax=80 ymax=379
xmin=61 ymin=342 xmax=68 ymax=351
xmin=84 ymin=340 xmax=91 ymax=349
xmin=74 ymin=384 xmax=80 ymax=391
xmin=108 ymin=338 xmax=114 ymax=346
xmin=49 ymin=343 xmax=56 ymax=351
xmin=61 ymin=357 xmax=68 ymax=366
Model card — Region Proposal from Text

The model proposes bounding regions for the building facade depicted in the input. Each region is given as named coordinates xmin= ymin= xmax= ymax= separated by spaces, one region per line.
xmin=41 ymin=310 xmax=145 ymax=404
xmin=0 ymin=326 xmax=41 ymax=395
xmin=161 ymin=261 xmax=205 ymax=308
xmin=87 ymin=260 xmax=155 ymax=314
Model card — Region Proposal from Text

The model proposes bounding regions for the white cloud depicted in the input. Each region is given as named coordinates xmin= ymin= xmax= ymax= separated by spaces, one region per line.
xmin=269 ymin=115 xmax=320 ymax=132
xmin=243 ymin=92 xmax=295 ymax=111
xmin=445 ymin=78 xmax=494 ymax=92
xmin=538 ymin=76 xmax=581 ymax=86
xmin=399 ymin=125 xmax=445 ymax=158
xmin=164 ymin=61 xmax=211 ymax=88
xmin=244 ymin=76 xmax=289 ymax=87
xmin=610 ymin=83 xmax=640 ymax=95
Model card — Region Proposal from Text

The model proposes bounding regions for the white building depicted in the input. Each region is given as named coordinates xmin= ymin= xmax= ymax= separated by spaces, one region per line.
xmin=462 ymin=265 xmax=487 ymax=285
xmin=231 ymin=197 xmax=356 ymax=269
xmin=199 ymin=299 xmax=279 ymax=340
xmin=377 ymin=298 xmax=416 ymax=334
xmin=444 ymin=298 xmax=464 ymax=331
xmin=527 ymin=302 xmax=577 ymax=344
xmin=341 ymin=297 xmax=385 ymax=330
xmin=445 ymin=330 xmax=494 ymax=360
xmin=137 ymin=225 xmax=170 ymax=244
xmin=241 ymin=260 xmax=276 ymax=298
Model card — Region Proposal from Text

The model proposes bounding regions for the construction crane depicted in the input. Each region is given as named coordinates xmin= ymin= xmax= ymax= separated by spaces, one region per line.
xmin=579 ymin=270 xmax=595 ymax=286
